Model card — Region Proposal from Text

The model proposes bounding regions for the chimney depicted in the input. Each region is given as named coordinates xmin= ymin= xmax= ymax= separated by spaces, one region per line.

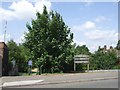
xmin=110 ymin=46 xmax=113 ymax=49
xmin=104 ymin=45 xmax=107 ymax=50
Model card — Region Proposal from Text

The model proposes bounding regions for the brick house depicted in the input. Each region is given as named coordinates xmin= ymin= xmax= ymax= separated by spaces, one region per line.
xmin=0 ymin=42 xmax=9 ymax=76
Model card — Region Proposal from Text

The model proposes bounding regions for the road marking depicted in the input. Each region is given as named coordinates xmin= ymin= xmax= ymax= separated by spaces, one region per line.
xmin=63 ymin=74 xmax=77 ymax=76
xmin=95 ymin=78 xmax=105 ymax=80
xmin=2 ymin=79 xmax=44 ymax=87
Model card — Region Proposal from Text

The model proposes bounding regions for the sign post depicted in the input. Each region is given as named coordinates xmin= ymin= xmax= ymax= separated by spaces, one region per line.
xmin=74 ymin=63 xmax=76 ymax=71
xmin=28 ymin=60 xmax=32 ymax=75
xmin=74 ymin=55 xmax=89 ymax=72
xmin=11 ymin=60 xmax=16 ymax=68
xmin=87 ymin=63 xmax=89 ymax=72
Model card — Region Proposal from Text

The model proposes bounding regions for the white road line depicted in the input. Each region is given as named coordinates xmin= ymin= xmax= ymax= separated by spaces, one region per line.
xmin=2 ymin=79 xmax=44 ymax=87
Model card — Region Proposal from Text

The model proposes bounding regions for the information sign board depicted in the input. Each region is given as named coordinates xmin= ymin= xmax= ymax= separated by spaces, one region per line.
xmin=28 ymin=60 xmax=32 ymax=66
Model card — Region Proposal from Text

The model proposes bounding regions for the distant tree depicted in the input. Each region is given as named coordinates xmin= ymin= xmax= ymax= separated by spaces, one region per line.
xmin=24 ymin=6 xmax=74 ymax=73
xmin=7 ymin=40 xmax=20 ymax=62
xmin=90 ymin=48 xmax=117 ymax=70
xmin=7 ymin=40 xmax=30 ymax=72
xmin=75 ymin=45 xmax=91 ymax=55
xmin=7 ymin=40 xmax=20 ymax=72
xmin=18 ymin=44 xmax=31 ymax=72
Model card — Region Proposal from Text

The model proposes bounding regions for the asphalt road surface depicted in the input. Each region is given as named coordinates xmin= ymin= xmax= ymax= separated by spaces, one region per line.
xmin=9 ymin=79 xmax=118 ymax=88
xmin=2 ymin=70 xmax=119 ymax=89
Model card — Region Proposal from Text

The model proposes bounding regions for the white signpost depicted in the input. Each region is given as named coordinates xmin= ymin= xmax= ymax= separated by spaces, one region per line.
xmin=28 ymin=60 xmax=32 ymax=66
xmin=74 ymin=55 xmax=89 ymax=72
xmin=11 ymin=60 xmax=16 ymax=68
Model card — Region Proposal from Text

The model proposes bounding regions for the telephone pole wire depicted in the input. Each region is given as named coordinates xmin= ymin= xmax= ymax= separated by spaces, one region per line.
xmin=4 ymin=20 xmax=7 ymax=43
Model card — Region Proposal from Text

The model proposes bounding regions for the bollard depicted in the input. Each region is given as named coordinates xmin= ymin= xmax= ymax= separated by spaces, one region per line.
xmin=28 ymin=60 xmax=32 ymax=75
xmin=28 ymin=66 xmax=32 ymax=75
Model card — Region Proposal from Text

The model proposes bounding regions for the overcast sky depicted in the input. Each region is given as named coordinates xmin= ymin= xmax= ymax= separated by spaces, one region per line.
xmin=0 ymin=0 xmax=118 ymax=53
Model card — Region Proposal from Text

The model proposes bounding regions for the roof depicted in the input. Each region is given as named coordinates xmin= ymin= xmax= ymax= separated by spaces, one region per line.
xmin=0 ymin=42 xmax=7 ymax=49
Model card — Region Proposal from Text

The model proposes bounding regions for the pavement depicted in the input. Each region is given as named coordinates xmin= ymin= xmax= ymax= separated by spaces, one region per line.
xmin=2 ymin=79 xmax=44 ymax=87
xmin=1 ymin=70 xmax=119 ymax=88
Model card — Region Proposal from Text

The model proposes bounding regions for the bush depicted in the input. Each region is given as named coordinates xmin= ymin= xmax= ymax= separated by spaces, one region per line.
xmin=112 ymin=65 xmax=120 ymax=69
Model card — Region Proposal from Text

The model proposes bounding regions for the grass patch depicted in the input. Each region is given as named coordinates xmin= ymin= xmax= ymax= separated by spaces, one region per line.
xmin=18 ymin=72 xmax=37 ymax=76
xmin=18 ymin=71 xmax=64 ymax=76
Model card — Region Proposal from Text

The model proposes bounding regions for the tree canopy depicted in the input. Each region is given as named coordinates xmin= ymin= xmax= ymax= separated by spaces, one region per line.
xmin=24 ymin=6 xmax=74 ymax=73
xmin=7 ymin=40 xmax=30 ymax=72
xmin=90 ymin=48 xmax=117 ymax=70
xmin=75 ymin=45 xmax=91 ymax=55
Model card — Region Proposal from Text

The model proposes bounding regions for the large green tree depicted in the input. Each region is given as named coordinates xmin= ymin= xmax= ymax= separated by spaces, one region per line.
xmin=24 ymin=6 xmax=74 ymax=73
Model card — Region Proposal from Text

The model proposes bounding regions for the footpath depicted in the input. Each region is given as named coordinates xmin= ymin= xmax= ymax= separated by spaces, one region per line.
xmin=1 ymin=70 xmax=118 ymax=88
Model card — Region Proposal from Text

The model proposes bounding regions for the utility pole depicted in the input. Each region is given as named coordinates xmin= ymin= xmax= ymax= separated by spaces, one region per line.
xmin=4 ymin=21 xmax=7 ymax=43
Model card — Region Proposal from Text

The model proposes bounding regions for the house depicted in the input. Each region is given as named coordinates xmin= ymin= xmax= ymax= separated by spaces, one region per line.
xmin=0 ymin=42 xmax=9 ymax=76
xmin=98 ymin=45 xmax=120 ymax=64
xmin=98 ymin=45 xmax=115 ymax=53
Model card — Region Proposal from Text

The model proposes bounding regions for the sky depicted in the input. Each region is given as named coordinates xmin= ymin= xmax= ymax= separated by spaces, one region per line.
xmin=0 ymin=0 xmax=118 ymax=53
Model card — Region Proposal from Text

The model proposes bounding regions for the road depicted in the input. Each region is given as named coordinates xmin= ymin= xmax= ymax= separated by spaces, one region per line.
xmin=1 ymin=70 xmax=119 ymax=88
xmin=8 ymin=79 xmax=118 ymax=88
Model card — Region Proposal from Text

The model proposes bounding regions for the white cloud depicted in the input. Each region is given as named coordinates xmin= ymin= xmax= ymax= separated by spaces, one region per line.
xmin=95 ymin=16 xmax=111 ymax=23
xmin=87 ymin=45 xmax=98 ymax=53
xmin=85 ymin=29 xmax=117 ymax=41
xmin=74 ymin=18 xmax=117 ymax=42
xmin=114 ymin=33 xmax=118 ymax=39
xmin=35 ymin=0 xmax=51 ymax=14
xmin=74 ymin=40 xmax=86 ymax=46
xmin=9 ymin=0 xmax=35 ymax=20
xmin=0 ymin=8 xmax=16 ymax=21
xmin=71 ymin=25 xmax=82 ymax=32
xmin=71 ymin=19 xmax=117 ymax=53
xmin=71 ymin=21 xmax=96 ymax=32
xmin=14 ymin=34 xmax=25 ymax=44
xmin=0 ymin=0 xmax=52 ymax=21
xmin=82 ymin=21 xmax=96 ymax=30
xmin=79 ymin=41 xmax=86 ymax=46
